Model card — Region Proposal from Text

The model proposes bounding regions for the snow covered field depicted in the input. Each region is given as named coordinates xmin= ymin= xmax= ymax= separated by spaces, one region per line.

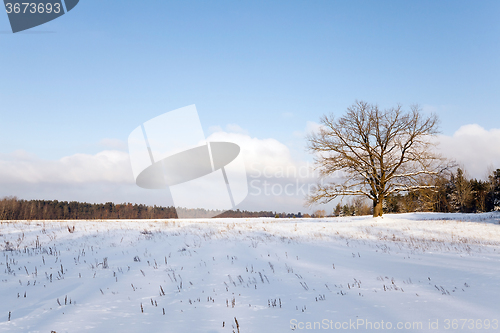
xmin=1 ymin=213 xmax=499 ymax=333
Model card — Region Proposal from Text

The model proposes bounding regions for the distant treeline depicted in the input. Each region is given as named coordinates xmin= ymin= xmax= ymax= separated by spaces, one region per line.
xmin=2 ymin=168 xmax=498 ymax=220
xmin=0 ymin=198 xmax=284 ymax=220
xmin=335 ymin=168 xmax=500 ymax=216
xmin=384 ymin=168 xmax=500 ymax=214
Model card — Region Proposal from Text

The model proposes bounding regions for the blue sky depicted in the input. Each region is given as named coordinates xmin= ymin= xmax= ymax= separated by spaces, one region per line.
xmin=1 ymin=0 xmax=499 ymax=211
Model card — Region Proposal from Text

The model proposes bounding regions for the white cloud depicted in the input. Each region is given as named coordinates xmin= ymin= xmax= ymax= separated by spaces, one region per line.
xmin=305 ymin=121 xmax=325 ymax=133
xmin=293 ymin=121 xmax=324 ymax=139
xmin=98 ymin=138 xmax=128 ymax=151
xmin=0 ymin=150 xmax=133 ymax=184
xmin=206 ymin=131 xmax=297 ymax=175
xmin=224 ymin=123 xmax=249 ymax=135
xmin=208 ymin=124 xmax=248 ymax=135
xmin=208 ymin=125 xmax=223 ymax=133
xmin=209 ymin=124 xmax=249 ymax=135
xmin=206 ymin=129 xmax=321 ymax=212
xmin=0 ymin=130 xmax=320 ymax=212
xmin=437 ymin=124 xmax=500 ymax=179
xmin=290 ymin=121 xmax=500 ymax=180
xmin=9 ymin=122 xmax=495 ymax=213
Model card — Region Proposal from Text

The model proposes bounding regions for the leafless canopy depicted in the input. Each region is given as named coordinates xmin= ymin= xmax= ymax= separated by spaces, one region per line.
xmin=307 ymin=101 xmax=449 ymax=217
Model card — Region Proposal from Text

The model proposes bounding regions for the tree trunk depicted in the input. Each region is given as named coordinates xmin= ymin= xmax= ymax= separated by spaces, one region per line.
xmin=373 ymin=197 xmax=383 ymax=217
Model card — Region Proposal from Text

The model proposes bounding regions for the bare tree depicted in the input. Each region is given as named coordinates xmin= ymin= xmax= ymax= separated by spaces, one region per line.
xmin=307 ymin=101 xmax=449 ymax=217
xmin=313 ymin=209 xmax=326 ymax=218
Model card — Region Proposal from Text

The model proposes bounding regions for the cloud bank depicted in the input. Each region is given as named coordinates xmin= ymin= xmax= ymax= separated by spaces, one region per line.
xmin=437 ymin=124 xmax=500 ymax=179
xmin=0 ymin=124 xmax=498 ymax=213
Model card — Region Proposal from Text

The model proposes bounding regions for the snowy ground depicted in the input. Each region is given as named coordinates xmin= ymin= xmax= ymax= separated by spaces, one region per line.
xmin=0 ymin=212 xmax=499 ymax=333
